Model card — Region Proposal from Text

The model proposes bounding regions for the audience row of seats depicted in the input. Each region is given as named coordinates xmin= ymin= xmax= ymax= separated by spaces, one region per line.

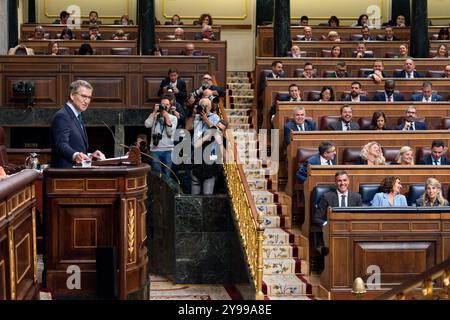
xmin=294 ymin=33 xmax=444 ymax=41
xmin=287 ymin=49 xmax=443 ymax=58
xmin=297 ymin=145 xmax=443 ymax=168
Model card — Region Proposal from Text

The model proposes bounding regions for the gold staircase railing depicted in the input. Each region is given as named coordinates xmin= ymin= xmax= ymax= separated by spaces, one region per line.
xmin=218 ymin=87 xmax=265 ymax=300
xmin=376 ymin=258 xmax=450 ymax=300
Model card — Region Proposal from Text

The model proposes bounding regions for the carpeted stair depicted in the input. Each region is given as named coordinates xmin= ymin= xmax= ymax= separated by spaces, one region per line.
xmin=225 ymin=72 xmax=314 ymax=300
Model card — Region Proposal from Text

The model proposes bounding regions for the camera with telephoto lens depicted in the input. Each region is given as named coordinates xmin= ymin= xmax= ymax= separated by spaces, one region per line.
xmin=166 ymin=83 xmax=175 ymax=93
xmin=192 ymin=83 xmax=211 ymax=99
xmin=196 ymin=103 xmax=206 ymax=114
xmin=209 ymin=95 xmax=219 ymax=104
xmin=152 ymin=133 xmax=163 ymax=146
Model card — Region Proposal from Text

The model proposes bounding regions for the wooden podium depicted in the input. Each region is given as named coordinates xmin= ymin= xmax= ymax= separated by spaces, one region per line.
xmin=43 ymin=164 xmax=150 ymax=299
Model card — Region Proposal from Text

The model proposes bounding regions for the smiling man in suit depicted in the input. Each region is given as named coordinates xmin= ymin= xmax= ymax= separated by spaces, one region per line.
xmin=50 ymin=80 xmax=105 ymax=168
xmin=410 ymin=81 xmax=443 ymax=102
xmin=283 ymin=106 xmax=317 ymax=145
xmin=372 ymin=79 xmax=405 ymax=102
xmin=396 ymin=105 xmax=428 ymax=130
xmin=394 ymin=59 xmax=423 ymax=78
xmin=418 ymin=140 xmax=450 ymax=165
xmin=328 ymin=105 xmax=360 ymax=131
xmin=296 ymin=141 xmax=336 ymax=183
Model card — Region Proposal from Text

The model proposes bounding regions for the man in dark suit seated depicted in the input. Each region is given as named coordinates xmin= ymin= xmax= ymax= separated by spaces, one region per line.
xmin=283 ymin=106 xmax=317 ymax=145
xmin=360 ymin=25 xmax=375 ymax=41
xmin=444 ymin=65 xmax=450 ymax=78
xmin=329 ymin=61 xmax=352 ymax=78
xmin=194 ymin=25 xmax=216 ymax=41
xmin=259 ymin=60 xmax=285 ymax=94
xmin=394 ymin=59 xmax=423 ymax=78
xmin=379 ymin=26 xmax=399 ymax=41
xmin=50 ymin=80 xmax=105 ymax=168
xmin=299 ymin=62 xmax=316 ymax=78
xmin=297 ymin=26 xmax=317 ymax=41
xmin=296 ymin=141 xmax=336 ymax=183
xmin=270 ymin=83 xmax=302 ymax=122
xmin=372 ymin=79 xmax=405 ymax=102
xmin=418 ymin=140 xmax=450 ymax=165
xmin=328 ymin=105 xmax=360 ymax=131
xmin=343 ymin=81 xmax=370 ymax=102
xmin=314 ymin=170 xmax=362 ymax=255
xmin=396 ymin=105 xmax=428 ymax=130
xmin=410 ymin=81 xmax=443 ymax=102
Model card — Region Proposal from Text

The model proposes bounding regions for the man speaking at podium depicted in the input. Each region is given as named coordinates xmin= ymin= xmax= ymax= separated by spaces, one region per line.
xmin=50 ymin=80 xmax=105 ymax=168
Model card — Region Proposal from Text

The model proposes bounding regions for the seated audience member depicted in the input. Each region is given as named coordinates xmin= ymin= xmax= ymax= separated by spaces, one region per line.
xmin=416 ymin=178 xmax=449 ymax=206
xmin=259 ymin=60 xmax=285 ymax=94
xmin=8 ymin=44 xmax=34 ymax=55
xmin=330 ymin=45 xmax=342 ymax=57
xmin=300 ymin=16 xmax=309 ymax=26
xmin=328 ymin=16 xmax=340 ymax=27
xmin=369 ymin=111 xmax=390 ymax=130
xmin=299 ymin=26 xmax=317 ymax=41
xmin=289 ymin=45 xmax=303 ymax=58
xmin=327 ymin=31 xmax=341 ymax=42
xmin=60 ymin=27 xmax=74 ymax=39
xmin=360 ymin=25 xmax=374 ymax=41
xmin=48 ymin=41 xmax=60 ymax=55
xmin=380 ymin=26 xmax=399 ymax=41
xmin=353 ymin=14 xmax=369 ymax=27
xmin=300 ymin=62 xmax=315 ymax=78
xmin=372 ymin=79 xmax=405 ymax=102
xmin=393 ymin=146 xmax=414 ymax=165
xmin=283 ymin=106 xmax=317 ymax=145
xmin=152 ymin=44 xmax=163 ymax=56
xmin=356 ymin=141 xmax=385 ymax=165
xmin=174 ymin=27 xmax=185 ymax=40
xmin=119 ymin=15 xmax=132 ymax=25
xmin=418 ymin=140 xmax=450 ymax=165
xmin=343 ymin=81 xmax=370 ymax=102
xmin=314 ymin=170 xmax=362 ymax=255
xmin=371 ymin=176 xmax=408 ymax=206
xmin=388 ymin=14 xmax=407 ymax=27
xmin=411 ymin=81 xmax=443 ymax=102
xmin=367 ymin=60 xmax=387 ymax=84
xmin=353 ymin=42 xmax=373 ymax=58
xmin=112 ymin=29 xmax=128 ymax=40
xmin=296 ymin=141 xmax=336 ymax=183
xmin=83 ymin=10 xmax=102 ymax=25
xmin=443 ymin=65 xmax=450 ymax=78
xmin=393 ymin=43 xmax=410 ymax=59
xmin=166 ymin=14 xmax=183 ymax=25
xmin=181 ymin=43 xmax=195 ymax=56
xmin=158 ymin=68 xmax=187 ymax=106
xmin=28 ymin=25 xmax=46 ymax=40
xmin=434 ymin=44 xmax=448 ymax=58
xmin=331 ymin=61 xmax=351 ymax=78
xmin=197 ymin=13 xmax=213 ymax=26
xmin=396 ymin=105 xmax=427 ymax=130
xmin=78 ymin=43 xmax=94 ymax=55
xmin=54 ymin=10 xmax=70 ymax=24
xmin=437 ymin=27 xmax=450 ymax=40
xmin=194 ymin=25 xmax=216 ymax=41
xmin=394 ymin=59 xmax=423 ymax=79
xmin=328 ymin=105 xmax=360 ymax=131
xmin=83 ymin=25 xmax=102 ymax=40
xmin=318 ymin=86 xmax=335 ymax=102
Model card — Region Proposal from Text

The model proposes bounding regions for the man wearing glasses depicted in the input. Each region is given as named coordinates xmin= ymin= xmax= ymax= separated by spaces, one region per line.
xmin=50 ymin=80 xmax=105 ymax=168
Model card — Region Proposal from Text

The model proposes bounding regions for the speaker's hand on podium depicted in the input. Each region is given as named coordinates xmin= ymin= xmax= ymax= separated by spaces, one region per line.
xmin=75 ymin=152 xmax=91 ymax=164
xmin=91 ymin=150 xmax=106 ymax=161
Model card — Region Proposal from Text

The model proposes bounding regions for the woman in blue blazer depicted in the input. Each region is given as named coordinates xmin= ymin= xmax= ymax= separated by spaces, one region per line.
xmin=371 ymin=175 xmax=408 ymax=206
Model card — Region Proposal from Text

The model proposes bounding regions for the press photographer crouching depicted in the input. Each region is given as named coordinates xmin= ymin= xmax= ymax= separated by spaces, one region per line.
xmin=185 ymin=97 xmax=222 ymax=195
xmin=186 ymin=73 xmax=225 ymax=109
xmin=144 ymin=97 xmax=178 ymax=177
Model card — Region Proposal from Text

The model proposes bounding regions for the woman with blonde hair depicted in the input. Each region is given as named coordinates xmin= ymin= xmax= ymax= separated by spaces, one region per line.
xmin=357 ymin=141 xmax=386 ymax=165
xmin=394 ymin=146 xmax=414 ymax=165
xmin=416 ymin=178 xmax=449 ymax=206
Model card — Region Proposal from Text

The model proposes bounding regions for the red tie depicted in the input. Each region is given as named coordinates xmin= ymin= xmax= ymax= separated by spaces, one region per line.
xmin=388 ymin=95 xmax=392 ymax=102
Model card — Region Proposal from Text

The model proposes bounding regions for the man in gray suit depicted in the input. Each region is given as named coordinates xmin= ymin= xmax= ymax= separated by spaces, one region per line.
xmin=328 ymin=105 xmax=360 ymax=131
xmin=314 ymin=171 xmax=362 ymax=255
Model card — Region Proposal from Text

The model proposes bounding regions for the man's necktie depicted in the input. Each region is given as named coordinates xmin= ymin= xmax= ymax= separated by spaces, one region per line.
xmin=77 ymin=114 xmax=84 ymax=130
xmin=346 ymin=123 xmax=351 ymax=131
xmin=388 ymin=95 xmax=392 ymax=102
xmin=341 ymin=194 xmax=346 ymax=207
xmin=433 ymin=159 xmax=439 ymax=165
xmin=327 ymin=160 xmax=332 ymax=165
xmin=298 ymin=125 xmax=303 ymax=131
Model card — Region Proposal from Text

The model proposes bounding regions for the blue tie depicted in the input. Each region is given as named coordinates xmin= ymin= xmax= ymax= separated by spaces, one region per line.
xmin=341 ymin=194 xmax=346 ymax=207
xmin=77 ymin=114 xmax=84 ymax=130
xmin=434 ymin=159 xmax=439 ymax=165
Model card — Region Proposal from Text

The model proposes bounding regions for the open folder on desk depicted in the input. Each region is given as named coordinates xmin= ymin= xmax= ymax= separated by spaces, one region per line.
xmin=92 ymin=146 xmax=141 ymax=166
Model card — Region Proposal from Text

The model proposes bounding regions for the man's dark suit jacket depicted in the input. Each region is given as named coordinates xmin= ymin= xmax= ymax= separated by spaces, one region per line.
xmin=378 ymin=35 xmax=399 ymax=41
xmin=298 ymin=36 xmax=318 ymax=41
xmin=342 ymin=95 xmax=370 ymax=102
xmin=418 ymin=155 xmax=450 ymax=165
xmin=329 ymin=71 xmax=352 ymax=78
xmin=410 ymin=93 xmax=443 ymax=102
xmin=284 ymin=119 xmax=317 ymax=145
xmin=393 ymin=70 xmax=423 ymax=78
xmin=372 ymin=92 xmax=405 ymax=102
xmin=259 ymin=72 xmax=285 ymax=94
xmin=395 ymin=121 xmax=428 ymax=130
xmin=50 ymin=104 xmax=88 ymax=168
xmin=314 ymin=191 xmax=362 ymax=226
xmin=328 ymin=119 xmax=360 ymax=131
xmin=296 ymin=154 xmax=336 ymax=183
xmin=157 ymin=77 xmax=187 ymax=104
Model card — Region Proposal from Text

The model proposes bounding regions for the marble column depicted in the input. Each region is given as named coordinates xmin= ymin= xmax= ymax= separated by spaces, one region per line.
xmin=410 ymin=0 xmax=428 ymax=58
xmin=7 ymin=0 xmax=18 ymax=50
xmin=138 ymin=0 xmax=155 ymax=55
xmin=273 ymin=0 xmax=290 ymax=57
xmin=28 ymin=0 xmax=36 ymax=23
xmin=0 ymin=0 xmax=8 ymax=54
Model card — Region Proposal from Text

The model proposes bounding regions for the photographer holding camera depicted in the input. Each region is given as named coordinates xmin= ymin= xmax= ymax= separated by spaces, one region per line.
xmin=157 ymin=68 xmax=187 ymax=106
xmin=144 ymin=97 xmax=178 ymax=177
xmin=187 ymin=74 xmax=225 ymax=107
xmin=186 ymin=97 xmax=222 ymax=195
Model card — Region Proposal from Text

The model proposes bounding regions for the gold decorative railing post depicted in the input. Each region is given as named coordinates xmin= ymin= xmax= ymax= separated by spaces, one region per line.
xmin=255 ymin=211 xmax=265 ymax=300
